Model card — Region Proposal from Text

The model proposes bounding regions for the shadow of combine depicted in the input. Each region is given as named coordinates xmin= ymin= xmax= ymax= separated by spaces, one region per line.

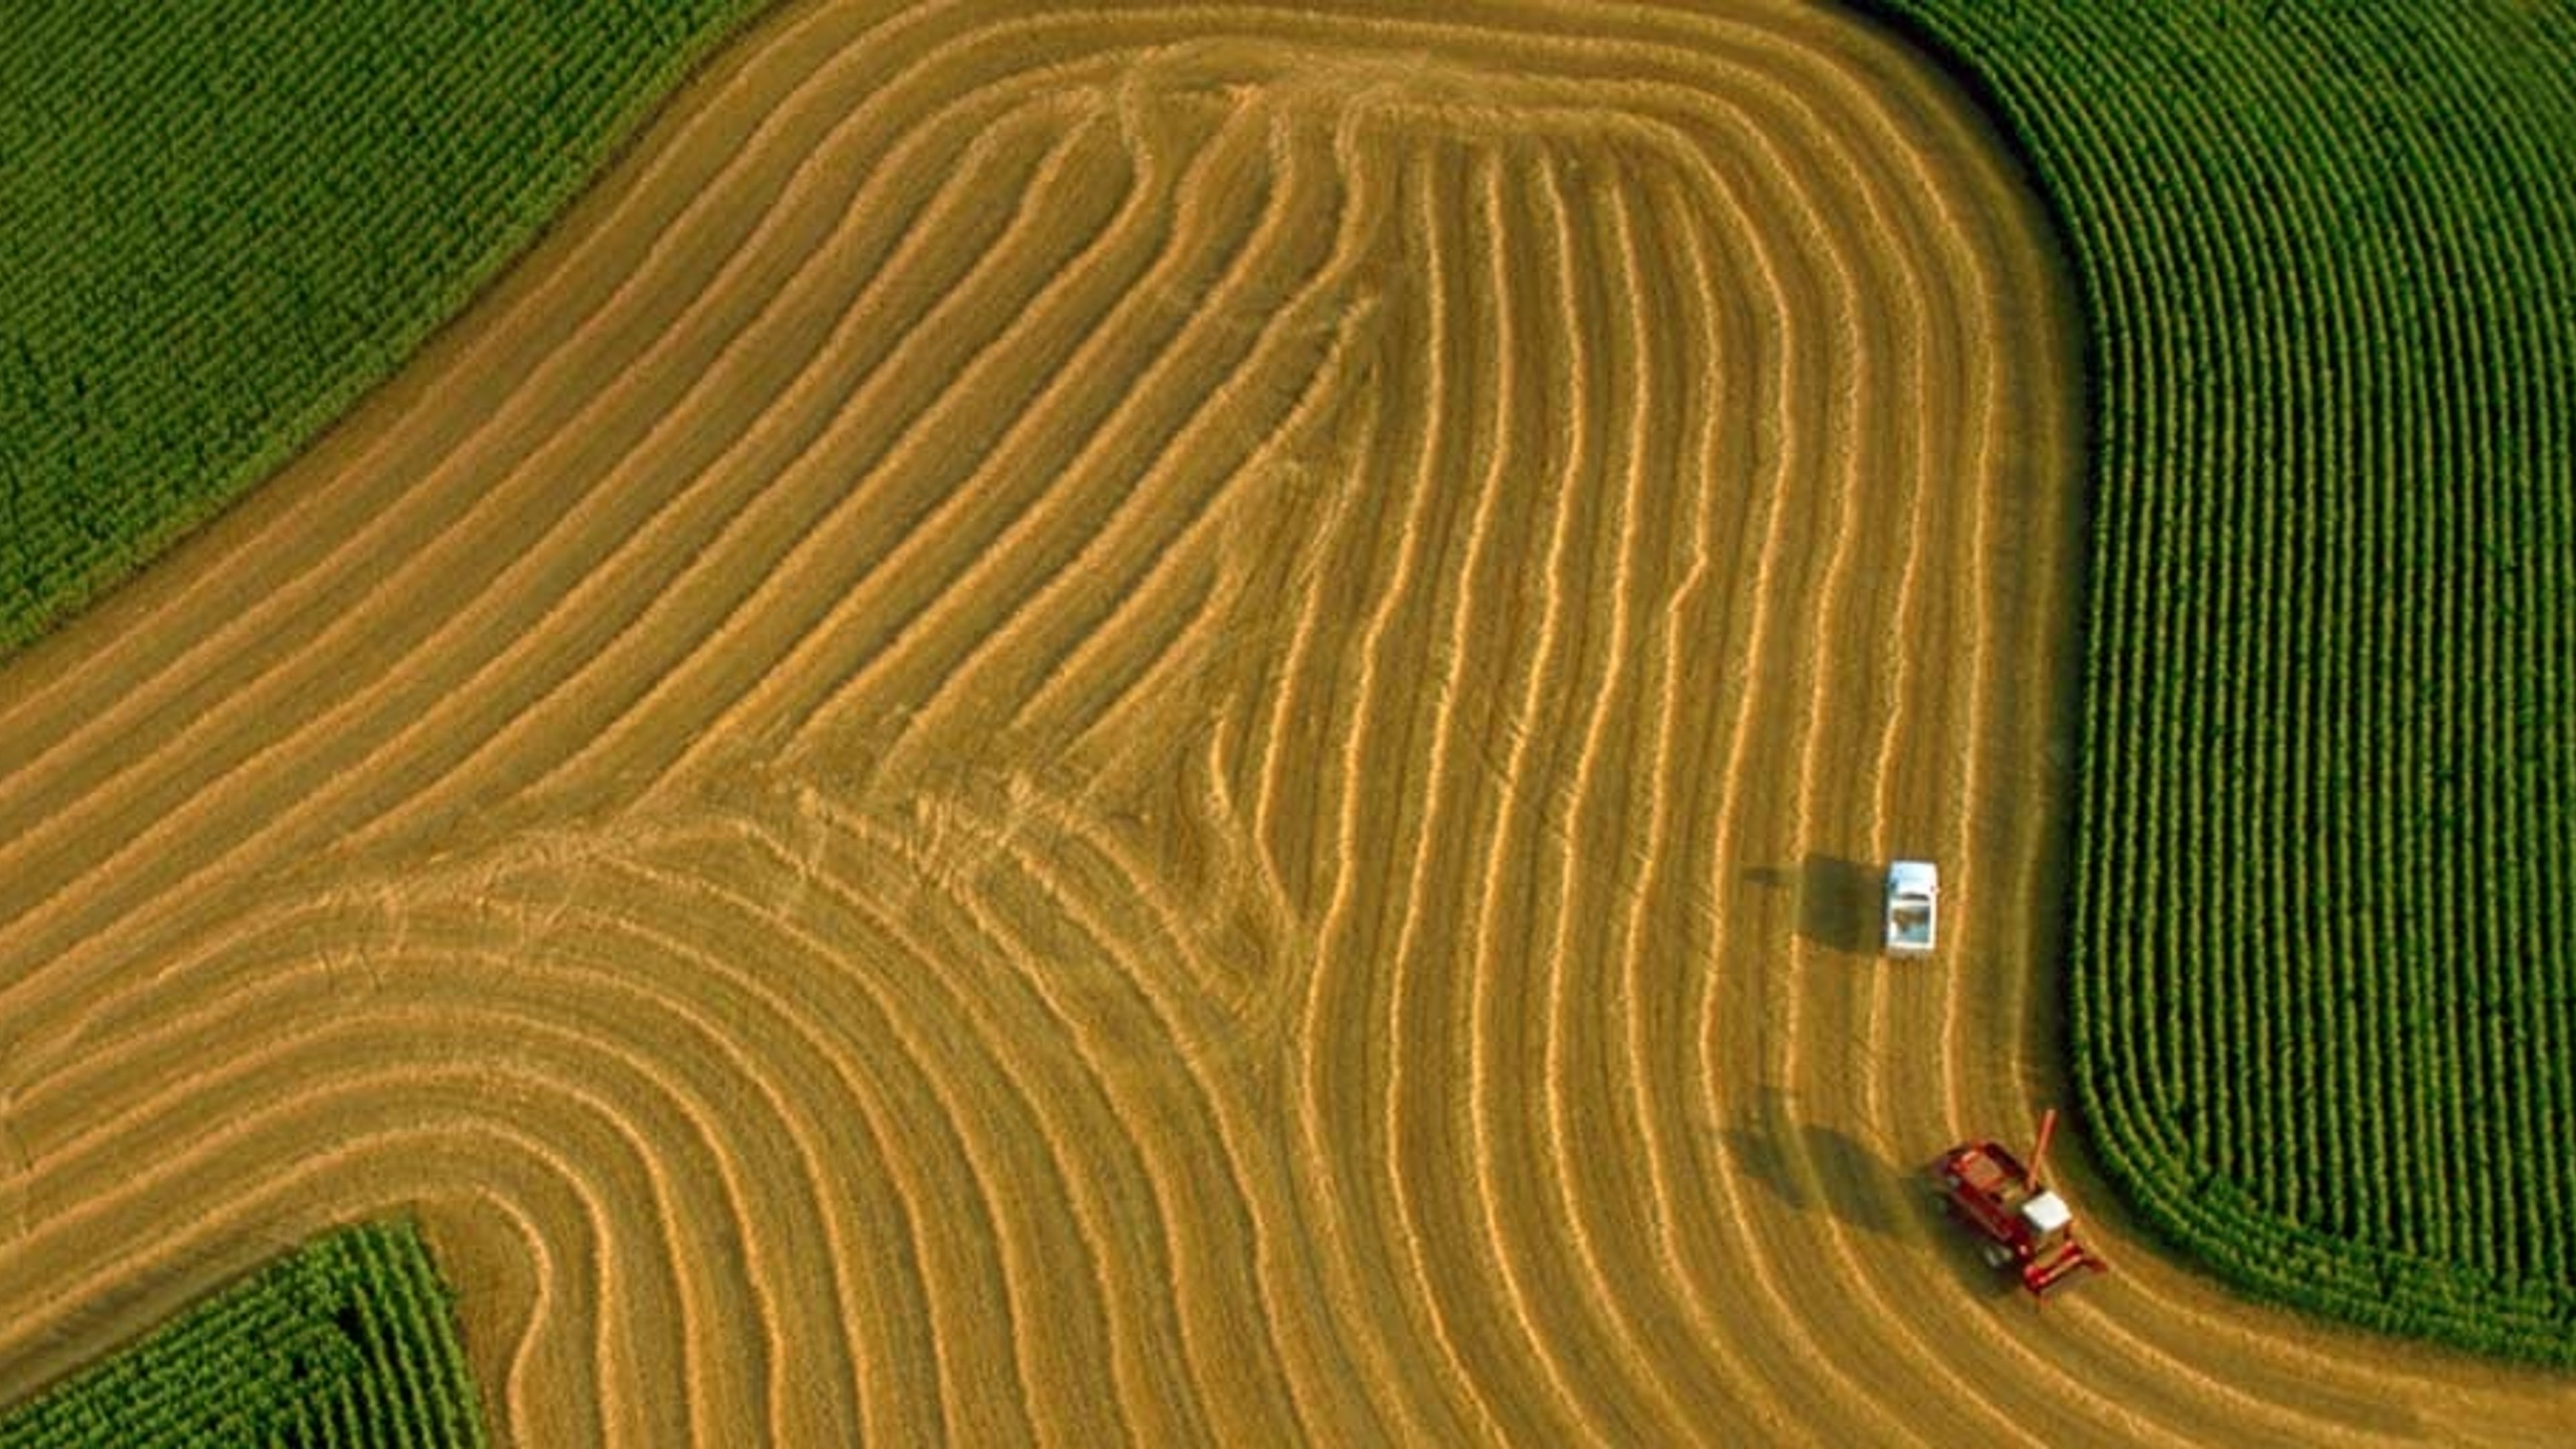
xmin=1724 ymin=1087 xmax=2031 ymax=1303
xmin=1720 ymin=1087 xmax=1903 ymax=1241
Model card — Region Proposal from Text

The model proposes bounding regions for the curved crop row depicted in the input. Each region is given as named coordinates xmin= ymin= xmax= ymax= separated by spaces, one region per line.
xmin=1872 ymin=0 xmax=2576 ymax=1362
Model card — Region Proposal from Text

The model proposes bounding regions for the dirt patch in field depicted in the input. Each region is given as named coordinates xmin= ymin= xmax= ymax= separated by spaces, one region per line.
xmin=2 ymin=0 xmax=2567 ymax=1442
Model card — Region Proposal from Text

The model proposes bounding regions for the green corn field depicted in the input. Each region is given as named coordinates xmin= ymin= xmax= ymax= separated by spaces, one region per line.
xmin=0 ymin=1222 xmax=485 ymax=1448
xmin=1877 ymin=0 xmax=2576 ymax=1362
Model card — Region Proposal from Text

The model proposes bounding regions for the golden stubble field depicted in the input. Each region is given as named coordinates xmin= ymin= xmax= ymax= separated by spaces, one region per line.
xmin=1 ymin=0 xmax=2569 ymax=1442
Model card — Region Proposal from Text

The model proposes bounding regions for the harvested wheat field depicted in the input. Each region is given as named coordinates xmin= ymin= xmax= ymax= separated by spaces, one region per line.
xmin=1 ymin=0 xmax=2569 ymax=1442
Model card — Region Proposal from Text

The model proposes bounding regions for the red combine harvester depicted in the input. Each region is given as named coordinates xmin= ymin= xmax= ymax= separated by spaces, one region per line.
xmin=1931 ymin=1108 xmax=2108 ymax=1299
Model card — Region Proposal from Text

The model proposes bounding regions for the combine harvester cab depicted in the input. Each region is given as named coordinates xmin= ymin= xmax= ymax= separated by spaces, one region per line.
xmin=1885 ymin=859 xmax=1937 ymax=955
xmin=1932 ymin=1108 xmax=2108 ymax=1299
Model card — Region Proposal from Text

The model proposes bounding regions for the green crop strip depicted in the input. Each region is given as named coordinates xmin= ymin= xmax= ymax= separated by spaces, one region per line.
xmin=0 ymin=0 xmax=766 ymax=657
xmin=1868 ymin=0 xmax=2576 ymax=1362
xmin=0 ymin=1221 xmax=487 ymax=1447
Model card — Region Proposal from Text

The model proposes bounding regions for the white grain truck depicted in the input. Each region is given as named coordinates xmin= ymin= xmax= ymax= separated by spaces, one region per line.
xmin=1886 ymin=860 xmax=1938 ymax=955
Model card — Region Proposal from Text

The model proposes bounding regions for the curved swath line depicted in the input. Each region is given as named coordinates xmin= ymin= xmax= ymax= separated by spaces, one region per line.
xmin=1479 ymin=148 xmax=1697 ymax=1438
xmin=1595 ymin=159 xmax=1774 ymax=1415
xmin=1593 ymin=87 xmax=1863 ymax=1396
xmin=543 ymin=103 xmax=1155 ymax=792
xmin=1358 ymin=142 xmax=1599 ymax=1440
xmin=564 ymin=841 xmax=978 ymax=1443
xmin=1927 ymin=113 xmax=2023 ymax=1185
xmin=1238 ymin=108 xmax=1402 ymax=922
xmin=407 ymin=1177 xmax=562 ymax=1438
xmin=356 ymin=1144 xmax=597 ymax=1442
xmin=1451 ymin=142 xmax=1644 ymax=1438
xmin=1046 ymin=552 xmax=1230 ymax=772
xmin=0 ymin=1 xmax=1126 ymax=775
xmin=1754 ymin=93 xmax=1979 ymax=1441
xmin=981 ymin=100 xmax=1383 ymax=755
xmin=1 ymin=1067 xmax=646 ymax=1423
xmin=1350 ymin=138 xmax=1546 ymax=1433
xmin=1521 ymin=150 xmax=1722 ymax=1428
xmin=843 ymin=90 xmax=1354 ymax=779
xmin=0 ymin=79 xmax=1109 ymax=1023
xmin=761 ymin=83 xmax=1294 ymax=766
xmin=885 ymin=790 xmax=1290 ymax=1438
xmin=641 ymin=91 xmax=1220 ymax=771
xmin=1642 ymin=281 xmax=1778 ymax=1421
xmin=448 ymin=921 xmax=869 ymax=1439
xmin=1283 ymin=141 xmax=1501 ymax=1443
xmin=16 ymin=1004 xmax=757 ymax=1440
xmin=1759 ymin=73 xmax=2063 ymax=1437
xmin=1611 ymin=142 xmax=1856 ymax=1434
xmin=1040 ymin=528 xmax=1260 ymax=796
xmin=1661 ymin=77 xmax=1923 ymax=1449
xmin=1241 ymin=372 xmax=1383 ymax=914
xmin=1190 ymin=715 xmax=1309 ymax=1022
xmin=596 ymin=834 xmax=1055 ymax=1445
xmin=1884 ymin=59 xmax=2369 ymax=1448
xmin=963 ymin=782 xmax=1312 ymax=1438
xmin=633 ymin=810 xmax=1138 ymax=1442
xmin=31 ymin=1117 xmax=607 ymax=1443
xmin=1845 ymin=67 xmax=2059 ymax=1418
xmin=1724 ymin=5 xmax=1919 ymax=1309
xmin=0 ymin=1102 xmax=23 ymax=1248
xmin=1873 ymin=74 xmax=2165 ymax=1441
xmin=789 ymin=806 xmax=1214 ymax=1444
xmin=0 ymin=1126 xmax=588 ymax=1434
